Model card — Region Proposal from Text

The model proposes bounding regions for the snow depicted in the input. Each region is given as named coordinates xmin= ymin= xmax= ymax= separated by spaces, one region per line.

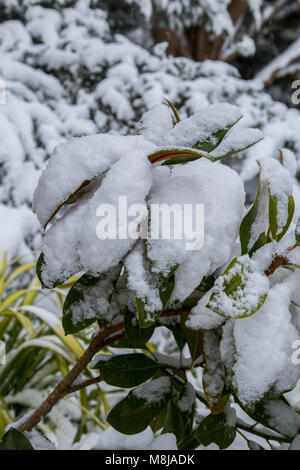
xmin=39 ymin=146 xmax=153 ymax=286
xmin=233 ymin=281 xmax=300 ymax=405
xmin=132 ymin=376 xmax=171 ymax=403
xmin=0 ymin=204 xmax=39 ymax=260
xmin=125 ymin=243 xmax=162 ymax=316
xmin=147 ymin=103 xmax=243 ymax=149
xmin=186 ymin=290 xmax=225 ymax=330
xmin=256 ymin=38 xmax=300 ymax=85
xmin=33 ymin=134 xmax=155 ymax=227
xmin=290 ymin=435 xmax=300 ymax=450
xmin=147 ymin=158 xmax=244 ymax=302
xmin=263 ymin=400 xmax=300 ymax=438
xmin=207 ymin=255 xmax=269 ymax=319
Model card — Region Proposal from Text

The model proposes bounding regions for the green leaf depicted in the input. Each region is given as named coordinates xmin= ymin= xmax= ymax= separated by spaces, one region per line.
xmin=240 ymin=396 xmax=300 ymax=439
xmin=36 ymin=252 xmax=63 ymax=289
xmin=62 ymin=267 xmax=120 ymax=335
xmin=161 ymin=155 xmax=203 ymax=166
xmin=62 ymin=274 xmax=102 ymax=335
xmin=107 ymin=377 xmax=172 ymax=434
xmin=248 ymin=440 xmax=265 ymax=450
xmin=92 ymin=353 xmax=159 ymax=388
xmin=194 ymin=116 xmax=242 ymax=153
xmin=135 ymin=296 xmax=161 ymax=329
xmin=165 ymin=321 xmax=187 ymax=351
xmin=210 ymin=129 xmax=262 ymax=161
xmin=207 ymin=256 xmax=269 ymax=319
xmin=295 ymin=216 xmax=300 ymax=245
xmin=108 ymin=337 xmax=144 ymax=349
xmin=181 ymin=314 xmax=203 ymax=362
xmin=239 ymin=168 xmax=267 ymax=256
xmin=194 ymin=412 xmax=236 ymax=449
xmin=202 ymin=330 xmax=229 ymax=414
xmin=163 ymin=380 xmax=195 ymax=441
xmin=177 ymin=433 xmax=200 ymax=451
xmin=269 ymin=192 xmax=295 ymax=242
xmin=159 ymin=265 xmax=178 ymax=308
xmin=149 ymin=407 xmax=167 ymax=433
xmin=124 ymin=310 xmax=154 ymax=347
xmin=0 ymin=429 xmax=34 ymax=450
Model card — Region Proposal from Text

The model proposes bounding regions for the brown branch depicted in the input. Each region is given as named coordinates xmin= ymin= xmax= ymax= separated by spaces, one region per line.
xmin=264 ymin=254 xmax=289 ymax=276
xmin=66 ymin=376 xmax=103 ymax=395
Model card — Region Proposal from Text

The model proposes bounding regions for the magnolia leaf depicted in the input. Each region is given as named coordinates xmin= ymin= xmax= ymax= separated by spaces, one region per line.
xmin=62 ymin=267 xmax=121 ymax=335
xmin=177 ymin=433 xmax=200 ymax=451
xmin=194 ymin=411 xmax=236 ymax=449
xmin=207 ymin=256 xmax=269 ymax=319
xmin=163 ymin=380 xmax=195 ymax=441
xmin=295 ymin=216 xmax=300 ymax=245
xmin=124 ymin=310 xmax=154 ymax=347
xmin=159 ymin=265 xmax=178 ymax=308
xmin=147 ymin=148 xmax=209 ymax=165
xmin=181 ymin=314 xmax=203 ymax=362
xmin=239 ymin=167 xmax=267 ymax=256
xmin=134 ymin=296 xmax=161 ymax=329
xmin=239 ymin=396 xmax=300 ymax=439
xmin=92 ymin=353 xmax=159 ymax=388
xmin=43 ymin=178 xmax=94 ymax=230
xmin=36 ymin=252 xmax=64 ymax=289
xmin=209 ymin=128 xmax=262 ymax=161
xmin=194 ymin=116 xmax=242 ymax=153
xmin=269 ymin=192 xmax=295 ymax=242
xmin=248 ymin=441 xmax=265 ymax=450
xmin=107 ymin=377 xmax=172 ymax=434
xmin=202 ymin=330 xmax=229 ymax=414
xmin=0 ymin=429 xmax=33 ymax=450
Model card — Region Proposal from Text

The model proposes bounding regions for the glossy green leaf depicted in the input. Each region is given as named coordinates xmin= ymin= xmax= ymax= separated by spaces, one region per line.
xmin=107 ymin=377 xmax=172 ymax=434
xmin=0 ymin=429 xmax=33 ymax=450
xmin=124 ymin=310 xmax=154 ymax=347
xmin=269 ymin=192 xmax=295 ymax=242
xmin=239 ymin=168 xmax=267 ymax=256
xmin=181 ymin=314 xmax=203 ymax=362
xmin=194 ymin=412 xmax=236 ymax=449
xmin=92 ymin=353 xmax=159 ymax=388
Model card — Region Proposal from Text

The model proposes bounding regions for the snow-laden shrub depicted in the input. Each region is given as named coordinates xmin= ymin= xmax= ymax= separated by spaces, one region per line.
xmin=6 ymin=103 xmax=300 ymax=450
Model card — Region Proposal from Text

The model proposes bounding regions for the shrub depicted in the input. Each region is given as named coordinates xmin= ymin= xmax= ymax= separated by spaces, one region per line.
xmin=2 ymin=102 xmax=300 ymax=450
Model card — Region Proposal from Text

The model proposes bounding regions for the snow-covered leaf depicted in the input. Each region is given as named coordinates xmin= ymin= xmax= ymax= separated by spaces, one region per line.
xmin=107 ymin=377 xmax=172 ymax=435
xmin=202 ymin=330 xmax=229 ymax=414
xmin=194 ymin=409 xmax=236 ymax=449
xmin=239 ymin=166 xmax=267 ymax=256
xmin=207 ymin=255 xmax=269 ymax=319
xmin=62 ymin=267 xmax=121 ymax=335
xmin=241 ymin=397 xmax=300 ymax=439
